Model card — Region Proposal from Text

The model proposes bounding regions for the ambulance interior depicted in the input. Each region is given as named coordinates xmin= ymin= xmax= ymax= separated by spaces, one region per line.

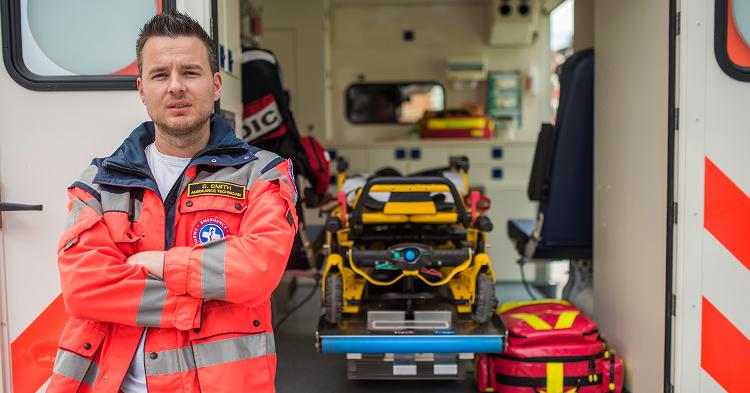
xmin=228 ymin=1 xmax=670 ymax=392
xmin=0 ymin=0 xmax=677 ymax=392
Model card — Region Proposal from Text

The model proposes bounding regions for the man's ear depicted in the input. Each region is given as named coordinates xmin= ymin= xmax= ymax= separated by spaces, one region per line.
xmin=213 ymin=72 xmax=223 ymax=102
xmin=136 ymin=77 xmax=145 ymax=103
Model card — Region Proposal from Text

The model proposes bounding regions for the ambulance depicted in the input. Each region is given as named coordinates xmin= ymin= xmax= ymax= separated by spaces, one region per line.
xmin=0 ymin=0 xmax=746 ymax=392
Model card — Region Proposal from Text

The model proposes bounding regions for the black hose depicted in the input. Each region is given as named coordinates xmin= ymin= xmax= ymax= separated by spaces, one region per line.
xmin=273 ymin=275 xmax=321 ymax=330
xmin=518 ymin=258 xmax=538 ymax=300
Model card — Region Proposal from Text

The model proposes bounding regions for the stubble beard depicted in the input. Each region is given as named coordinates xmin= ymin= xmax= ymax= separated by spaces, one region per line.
xmin=154 ymin=112 xmax=211 ymax=147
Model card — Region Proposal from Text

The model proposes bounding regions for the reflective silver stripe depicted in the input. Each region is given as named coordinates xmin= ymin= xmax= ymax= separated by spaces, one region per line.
xmin=136 ymin=276 xmax=167 ymax=326
xmin=64 ymin=199 xmax=103 ymax=230
xmin=84 ymin=198 xmax=104 ymax=216
xmin=101 ymin=189 xmax=130 ymax=213
xmin=82 ymin=359 xmax=99 ymax=387
xmin=246 ymin=151 xmax=282 ymax=189
xmin=53 ymin=349 xmax=96 ymax=383
xmin=191 ymin=150 xmax=280 ymax=196
xmin=193 ymin=332 xmax=275 ymax=368
xmin=64 ymin=238 xmax=78 ymax=251
xmin=133 ymin=196 xmax=143 ymax=221
xmin=201 ymin=240 xmax=227 ymax=300
xmin=77 ymin=165 xmax=102 ymax=194
xmin=64 ymin=200 xmax=87 ymax=229
xmin=261 ymin=167 xmax=299 ymax=205
xmin=145 ymin=345 xmax=196 ymax=376
xmin=145 ymin=333 xmax=275 ymax=376
xmin=194 ymin=165 xmax=252 ymax=187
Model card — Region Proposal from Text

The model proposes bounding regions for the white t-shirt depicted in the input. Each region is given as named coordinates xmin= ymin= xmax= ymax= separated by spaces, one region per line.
xmin=120 ymin=143 xmax=190 ymax=393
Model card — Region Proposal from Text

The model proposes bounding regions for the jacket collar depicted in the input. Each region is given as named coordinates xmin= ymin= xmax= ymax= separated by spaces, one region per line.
xmin=93 ymin=114 xmax=258 ymax=189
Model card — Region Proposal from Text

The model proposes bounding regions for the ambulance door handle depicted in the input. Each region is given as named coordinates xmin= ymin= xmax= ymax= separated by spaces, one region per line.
xmin=0 ymin=202 xmax=43 ymax=211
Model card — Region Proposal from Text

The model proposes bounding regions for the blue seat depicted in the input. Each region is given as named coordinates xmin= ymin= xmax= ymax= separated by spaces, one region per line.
xmin=508 ymin=49 xmax=594 ymax=261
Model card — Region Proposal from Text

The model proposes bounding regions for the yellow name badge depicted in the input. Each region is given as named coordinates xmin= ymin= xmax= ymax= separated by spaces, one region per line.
xmin=187 ymin=182 xmax=246 ymax=199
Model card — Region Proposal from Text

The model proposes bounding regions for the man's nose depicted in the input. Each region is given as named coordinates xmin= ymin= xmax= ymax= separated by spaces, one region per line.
xmin=167 ymin=74 xmax=186 ymax=96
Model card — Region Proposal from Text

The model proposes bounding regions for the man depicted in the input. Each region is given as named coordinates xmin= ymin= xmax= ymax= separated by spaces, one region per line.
xmin=49 ymin=10 xmax=297 ymax=393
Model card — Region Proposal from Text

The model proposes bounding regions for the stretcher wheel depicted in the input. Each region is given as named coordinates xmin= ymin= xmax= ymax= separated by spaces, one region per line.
xmin=324 ymin=274 xmax=343 ymax=324
xmin=472 ymin=273 xmax=499 ymax=323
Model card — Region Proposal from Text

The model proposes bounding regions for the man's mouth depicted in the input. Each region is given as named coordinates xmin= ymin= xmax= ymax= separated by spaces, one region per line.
xmin=167 ymin=103 xmax=192 ymax=114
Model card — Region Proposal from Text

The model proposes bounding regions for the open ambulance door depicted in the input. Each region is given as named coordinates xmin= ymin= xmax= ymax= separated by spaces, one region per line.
xmin=673 ymin=0 xmax=750 ymax=392
xmin=0 ymin=1 xmax=233 ymax=391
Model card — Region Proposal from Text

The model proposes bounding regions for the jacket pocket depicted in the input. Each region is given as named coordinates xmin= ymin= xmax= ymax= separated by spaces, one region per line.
xmin=53 ymin=317 xmax=108 ymax=389
xmin=110 ymin=226 xmax=141 ymax=256
xmin=102 ymin=212 xmax=142 ymax=256
xmin=177 ymin=194 xmax=248 ymax=246
xmin=179 ymin=194 xmax=248 ymax=214
xmin=189 ymin=303 xmax=275 ymax=393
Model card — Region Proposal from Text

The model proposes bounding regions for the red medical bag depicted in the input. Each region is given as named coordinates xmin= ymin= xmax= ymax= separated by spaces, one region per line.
xmin=476 ymin=300 xmax=625 ymax=393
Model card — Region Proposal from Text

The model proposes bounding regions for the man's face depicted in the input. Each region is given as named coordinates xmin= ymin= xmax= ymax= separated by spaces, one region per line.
xmin=137 ymin=36 xmax=221 ymax=136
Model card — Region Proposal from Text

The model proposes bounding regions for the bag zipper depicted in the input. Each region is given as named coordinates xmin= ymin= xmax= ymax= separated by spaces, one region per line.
xmin=496 ymin=352 xmax=604 ymax=363
xmin=506 ymin=328 xmax=600 ymax=339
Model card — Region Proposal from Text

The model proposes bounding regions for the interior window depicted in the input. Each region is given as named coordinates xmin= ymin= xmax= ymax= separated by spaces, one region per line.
xmin=549 ymin=0 xmax=575 ymax=123
xmin=346 ymin=82 xmax=445 ymax=125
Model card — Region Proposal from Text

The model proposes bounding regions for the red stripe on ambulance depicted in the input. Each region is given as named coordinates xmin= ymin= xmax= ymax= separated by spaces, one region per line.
xmin=702 ymin=158 xmax=750 ymax=392
xmin=700 ymin=297 xmax=749 ymax=392
xmin=10 ymin=294 xmax=67 ymax=393
xmin=704 ymin=157 xmax=750 ymax=271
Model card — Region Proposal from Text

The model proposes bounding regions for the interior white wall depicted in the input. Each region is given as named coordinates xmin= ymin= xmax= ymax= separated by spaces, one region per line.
xmin=246 ymin=0 xmax=328 ymax=139
xmin=594 ymin=0 xmax=669 ymax=391
xmin=329 ymin=0 xmax=551 ymax=143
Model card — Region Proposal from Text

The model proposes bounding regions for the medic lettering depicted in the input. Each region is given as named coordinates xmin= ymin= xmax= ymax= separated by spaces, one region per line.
xmin=242 ymin=96 xmax=282 ymax=140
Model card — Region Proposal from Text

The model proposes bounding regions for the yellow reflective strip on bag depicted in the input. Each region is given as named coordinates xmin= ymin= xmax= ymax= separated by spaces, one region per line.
xmin=554 ymin=310 xmax=580 ymax=329
xmin=498 ymin=299 xmax=571 ymax=314
xmin=509 ymin=313 xmax=552 ymax=330
xmin=547 ymin=362 xmax=564 ymax=393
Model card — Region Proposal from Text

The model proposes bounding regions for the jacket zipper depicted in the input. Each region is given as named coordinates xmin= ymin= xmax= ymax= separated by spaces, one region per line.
xmin=103 ymin=162 xmax=168 ymax=393
xmin=103 ymin=147 xmax=249 ymax=392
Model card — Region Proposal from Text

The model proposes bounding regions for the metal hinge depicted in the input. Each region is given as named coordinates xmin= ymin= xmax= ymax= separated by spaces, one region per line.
xmin=672 ymin=202 xmax=678 ymax=224
xmin=676 ymin=12 xmax=681 ymax=36
xmin=671 ymin=294 xmax=677 ymax=317
xmin=675 ymin=107 xmax=679 ymax=131
xmin=668 ymin=383 xmax=675 ymax=393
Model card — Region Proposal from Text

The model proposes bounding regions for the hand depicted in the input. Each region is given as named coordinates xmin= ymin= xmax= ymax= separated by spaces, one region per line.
xmin=127 ymin=251 xmax=165 ymax=279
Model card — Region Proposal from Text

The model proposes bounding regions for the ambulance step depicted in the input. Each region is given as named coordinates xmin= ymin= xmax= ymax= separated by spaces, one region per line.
xmin=346 ymin=353 xmax=470 ymax=380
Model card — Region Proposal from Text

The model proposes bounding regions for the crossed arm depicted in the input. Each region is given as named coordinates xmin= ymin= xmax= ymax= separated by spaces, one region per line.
xmin=58 ymin=170 xmax=297 ymax=330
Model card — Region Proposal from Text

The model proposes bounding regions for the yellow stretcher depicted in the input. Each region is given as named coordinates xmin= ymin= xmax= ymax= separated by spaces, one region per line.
xmin=320 ymin=157 xmax=499 ymax=325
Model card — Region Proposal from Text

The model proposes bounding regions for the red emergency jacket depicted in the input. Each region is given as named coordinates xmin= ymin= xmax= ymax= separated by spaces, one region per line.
xmin=49 ymin=116 xmax=298 ymax=393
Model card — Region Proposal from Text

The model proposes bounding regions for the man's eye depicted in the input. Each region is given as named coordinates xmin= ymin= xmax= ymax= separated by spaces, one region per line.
xmin=153 ymin=73 xmax=167 ymax=79
xmin=184 ymin=71 xmax=198 ymax=76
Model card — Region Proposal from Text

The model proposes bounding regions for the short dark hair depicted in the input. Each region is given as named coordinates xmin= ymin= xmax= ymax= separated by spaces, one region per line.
xmin=136 ymin=9 xmax=218 ymax=75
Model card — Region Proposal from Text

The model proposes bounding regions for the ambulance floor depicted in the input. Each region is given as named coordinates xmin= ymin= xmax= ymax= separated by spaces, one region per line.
xmin=274 ymin=281 xmax=541 ymax=393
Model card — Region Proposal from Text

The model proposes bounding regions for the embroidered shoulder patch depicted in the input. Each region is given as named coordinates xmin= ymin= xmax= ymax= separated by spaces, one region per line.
xmin=187 ymin=182 xmax=246 ymax=199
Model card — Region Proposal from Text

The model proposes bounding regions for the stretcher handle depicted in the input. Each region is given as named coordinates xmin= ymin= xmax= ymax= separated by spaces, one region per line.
xmin=350 ymin=248 xmax=470 ymax=267
xmin=350 ymin=176 xmax=471 ymax=227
